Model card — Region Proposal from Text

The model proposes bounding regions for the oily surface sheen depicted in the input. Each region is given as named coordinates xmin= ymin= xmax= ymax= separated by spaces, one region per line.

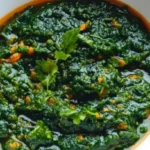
xmin=0 ymin=0 xmax=150 ymax=150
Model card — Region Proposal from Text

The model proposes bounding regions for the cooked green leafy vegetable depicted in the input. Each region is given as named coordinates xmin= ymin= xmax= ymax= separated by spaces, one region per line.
xmin=0 ymin=0 xmax=150 ymax=150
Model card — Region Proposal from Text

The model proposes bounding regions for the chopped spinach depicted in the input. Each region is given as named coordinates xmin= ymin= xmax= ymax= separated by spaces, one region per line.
xmin=0 ymin=0 xmax=150 ymax=150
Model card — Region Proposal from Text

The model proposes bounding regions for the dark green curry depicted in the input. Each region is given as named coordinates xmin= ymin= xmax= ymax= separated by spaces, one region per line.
xmin=0 ymin=0 xmax=150 ymax=149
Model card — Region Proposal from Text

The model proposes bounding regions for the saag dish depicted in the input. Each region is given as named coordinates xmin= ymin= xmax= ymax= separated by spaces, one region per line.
xmin=0 ymin=0 xmax=150 ymax=149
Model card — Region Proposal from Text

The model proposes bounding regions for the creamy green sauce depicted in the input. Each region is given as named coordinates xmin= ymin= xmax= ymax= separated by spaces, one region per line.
xmin=0 ymin=0 xmax=150 ymax=150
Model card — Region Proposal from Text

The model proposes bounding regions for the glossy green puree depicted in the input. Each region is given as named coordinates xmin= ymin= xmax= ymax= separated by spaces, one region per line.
xmin=0 ymin=0 xmax=150 ymax=150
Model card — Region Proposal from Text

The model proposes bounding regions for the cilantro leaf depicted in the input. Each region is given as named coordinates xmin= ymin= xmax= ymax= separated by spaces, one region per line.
xmin=35 ymin=59 xmax=58 ymax=88
xmin=73 ymin=115 xmax=81 ymax=125
xmin=73 ymin=113 xmax=87 ymax=125
xmin=60 ymin=109 xmax=78 ymax=117
xmin=54 ymin=28 xmax=80 ymax=61
xmin=54 ymin=51 xmax=70 ymax=60
xmin=61 ymin=28 xmax=80 ymax=54
xmin=27 ymin=121 xmax=52 ymax=139
xmin=41 ymin=74 xmax=56 ymax=88
xmin=26 ymin=121 xmax=52 ymax=149
xmin=60 ymin=108 xmax=87 ymax=125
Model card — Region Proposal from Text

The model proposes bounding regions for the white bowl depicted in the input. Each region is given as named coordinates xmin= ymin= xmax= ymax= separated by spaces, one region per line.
xmin=0 ymin=0 xmax=150 ymax=150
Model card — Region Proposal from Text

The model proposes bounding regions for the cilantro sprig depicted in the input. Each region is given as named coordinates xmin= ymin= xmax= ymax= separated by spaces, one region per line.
xmin=35 ymin=59 xmax=58 ymax=89
xmin=35 ymin=28 xmax=80 ymax=88
xmin=54 ymin=28 xmax=80 ymax=60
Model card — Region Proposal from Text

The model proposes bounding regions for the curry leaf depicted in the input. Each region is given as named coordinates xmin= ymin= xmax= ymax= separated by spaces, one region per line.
xmin=54 ymin=51 xmax=70 ymax=60
xmin=35 ymin=59 xmax=58 ymax=88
